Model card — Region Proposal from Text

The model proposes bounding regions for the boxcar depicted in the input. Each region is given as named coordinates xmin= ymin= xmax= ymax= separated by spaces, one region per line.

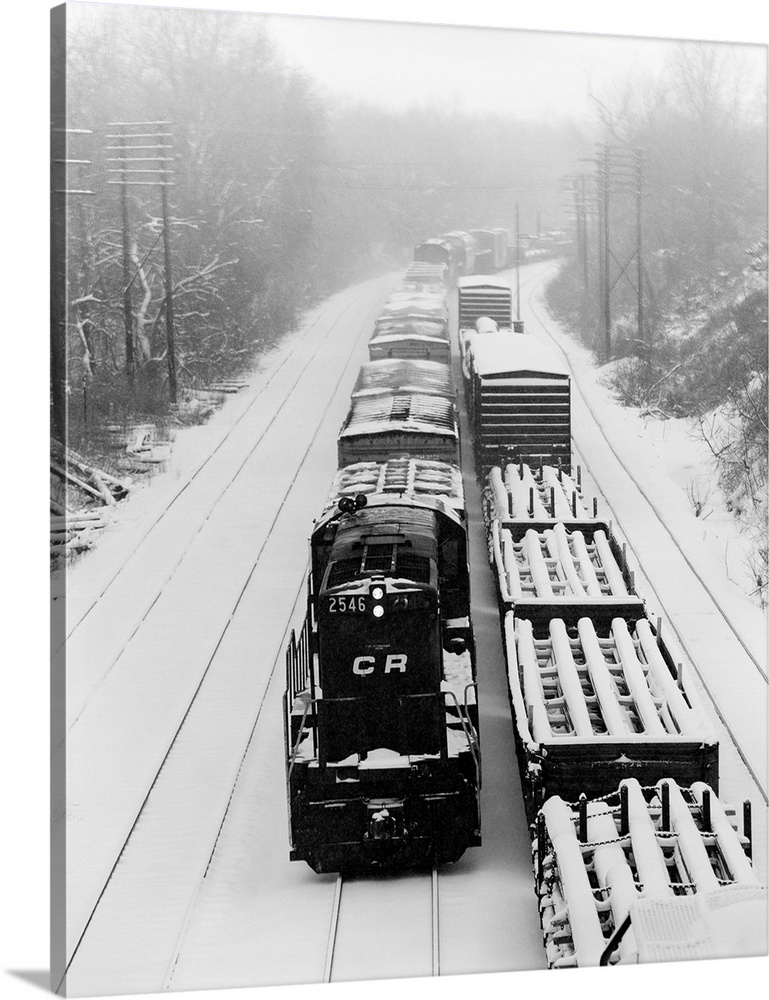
xmin=337 ymin=392 xmax=459 ymax=466
xmin=466 ymin=333 xmax=571 ymax=473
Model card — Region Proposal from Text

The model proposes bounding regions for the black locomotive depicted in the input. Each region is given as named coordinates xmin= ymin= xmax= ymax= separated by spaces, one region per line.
xmin=284 ymin=459 xmax=480 ymax=873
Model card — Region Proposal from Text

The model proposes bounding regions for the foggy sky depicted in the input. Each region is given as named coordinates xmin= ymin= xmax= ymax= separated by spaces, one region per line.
xmin=259 ymin=10 xmax=765 ymax=122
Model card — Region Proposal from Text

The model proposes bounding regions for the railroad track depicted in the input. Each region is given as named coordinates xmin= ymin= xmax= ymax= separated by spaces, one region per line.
xmin=57 ymin=273 xmax=398 ymax=660
xmin=323 ymin=868 xmax=441 ymax=983
xmin=60 ymin=278 xmax=397 ymax=992
xmin=521 ymin=264 xmax=768 ymax=805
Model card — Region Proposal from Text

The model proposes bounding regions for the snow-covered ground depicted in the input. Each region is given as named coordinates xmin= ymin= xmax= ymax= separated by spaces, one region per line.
xmin=50 ymin=259 xmax=767 ymax=1000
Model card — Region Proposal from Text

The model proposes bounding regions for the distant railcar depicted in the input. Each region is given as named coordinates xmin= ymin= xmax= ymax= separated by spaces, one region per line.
xmin=469 ymin=228 xmax=509 ymax=271
xmin=441 ymin=231 xmax=477 ymax=277
xmin=284 ymin=458 xmax=481 ymax=873
xmin=414 ymin=238 xmax=459 ymax=283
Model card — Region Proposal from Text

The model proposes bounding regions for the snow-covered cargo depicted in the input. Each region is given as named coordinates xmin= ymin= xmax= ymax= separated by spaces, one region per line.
xmin=337 ymin=393 xmax=459 ymax=466
xmin=325 ymin=458 xmax=464 ymax=517
xmin=352 ymin=359 xmax=456 ymax=401
xmin=466 ymin=332 xmax=571 ymax=473
xmin=489 ymin=519 xmax=644 ymax=629
xmin=486 ymin=462 xmax=598 ymax=528
xmin=458 ymin=275 xmax=513 ymax=328
xmin=382 ymin=289 xmax=448 ymax=316
xmin=504 ymin=613 xmax=719 ymax=812
xmin=404 ymin=261 xmax=448 ymax=289
xmin=533 ymin=779 xmax=763 ymax=968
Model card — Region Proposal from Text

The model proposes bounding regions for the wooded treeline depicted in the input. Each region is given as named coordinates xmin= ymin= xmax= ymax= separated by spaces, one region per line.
xmin=55 ymin=5 xmax=582 ymax=451
xmin=544 ymin=43 xmax=767 ymax=603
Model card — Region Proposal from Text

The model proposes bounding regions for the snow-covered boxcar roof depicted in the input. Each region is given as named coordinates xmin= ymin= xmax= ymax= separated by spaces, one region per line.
xmin=352 ymin=359 xmax=456 ymax=399
xmin=339 ymin=393 xmax=457 ymax=440
xmin=472 ymin=332 xmax=568 ymax=378
xmin=371 ymin=319 xmax=449 ymax=341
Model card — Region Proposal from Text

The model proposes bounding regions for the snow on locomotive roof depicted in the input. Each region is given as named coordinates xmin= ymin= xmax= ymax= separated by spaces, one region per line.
xmin=326 ymin=458 xmax=464 ymax=513
xmin=352 ymin=359 xmax=456 ymax=399
xmin=340 ymin=393 xmax=457 ymax=437
xmin=472 ymin=332 xmax=568 ymax=378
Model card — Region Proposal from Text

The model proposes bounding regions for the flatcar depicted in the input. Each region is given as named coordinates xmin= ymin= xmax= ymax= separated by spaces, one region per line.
xmin=351 ymin=358 xmax=456 ymax=401
xmin=337 ymin=392 xmax=458 ymax=466
xmin=504 ymin=611 xmax=719 ymax=817
xmin=533 ymin=779 xmax=764 ymax=968
xmin=284 ymin=457 xmax=481 ymax=873
xmin=465 ymin=333 xmax=571 ymax=473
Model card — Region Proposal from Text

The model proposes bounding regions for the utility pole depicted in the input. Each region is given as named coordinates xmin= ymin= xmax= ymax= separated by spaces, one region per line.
xmin=106 ymin=122 xmax=177 ymax=402
xmin=635 ymin=148 xmax=645 ymax=355
xmin=51 ymin=126 xmax=95 ymax=442
xmin=515 ymin=201 xmax=521 ymax=324
xmin=600 ymin=143 xmax=611 ymax=361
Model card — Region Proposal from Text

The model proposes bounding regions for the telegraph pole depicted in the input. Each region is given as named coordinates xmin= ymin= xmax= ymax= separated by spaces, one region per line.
xmin=635 ymin=148 xmax=645 ymax=354
xmin=107 ymin=122 xmax=177 ymax=402
xmin=515 ymin=201 xmax=521 ymax=323
xmin=51 ymin=126 xmax=95 ymax=441
xmin=600 ymin=143 xmax=611 ymax=360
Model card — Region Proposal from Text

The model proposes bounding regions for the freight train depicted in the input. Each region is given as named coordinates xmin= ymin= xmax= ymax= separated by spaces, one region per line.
xmin=283 ymin=232 xmax=762 ymax=962
xmin=283 ymin=268 xmax=481 ymax=874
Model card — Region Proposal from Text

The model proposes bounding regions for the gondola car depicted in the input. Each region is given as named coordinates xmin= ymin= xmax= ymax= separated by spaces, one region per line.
xmin=284 ymin=457 xmax=481 ymax=873
xmin=533 ymin=779 xmax=764 ymax=968
xmin=465 ymin=333 xmax=571 ymax=473
xmin=337 ymin=392 xmax=458 ymax=466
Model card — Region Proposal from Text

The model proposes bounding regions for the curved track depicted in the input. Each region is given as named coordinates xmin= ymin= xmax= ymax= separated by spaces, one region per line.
xmin=518 ymin=261 xmax=767 ymax=806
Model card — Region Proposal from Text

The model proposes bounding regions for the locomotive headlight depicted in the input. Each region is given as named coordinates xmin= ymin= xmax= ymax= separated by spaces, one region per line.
xmin=372 ymin=605 xmax=385 ymax=619
xmin=371 ymin=586 xmax=384 ymax=601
